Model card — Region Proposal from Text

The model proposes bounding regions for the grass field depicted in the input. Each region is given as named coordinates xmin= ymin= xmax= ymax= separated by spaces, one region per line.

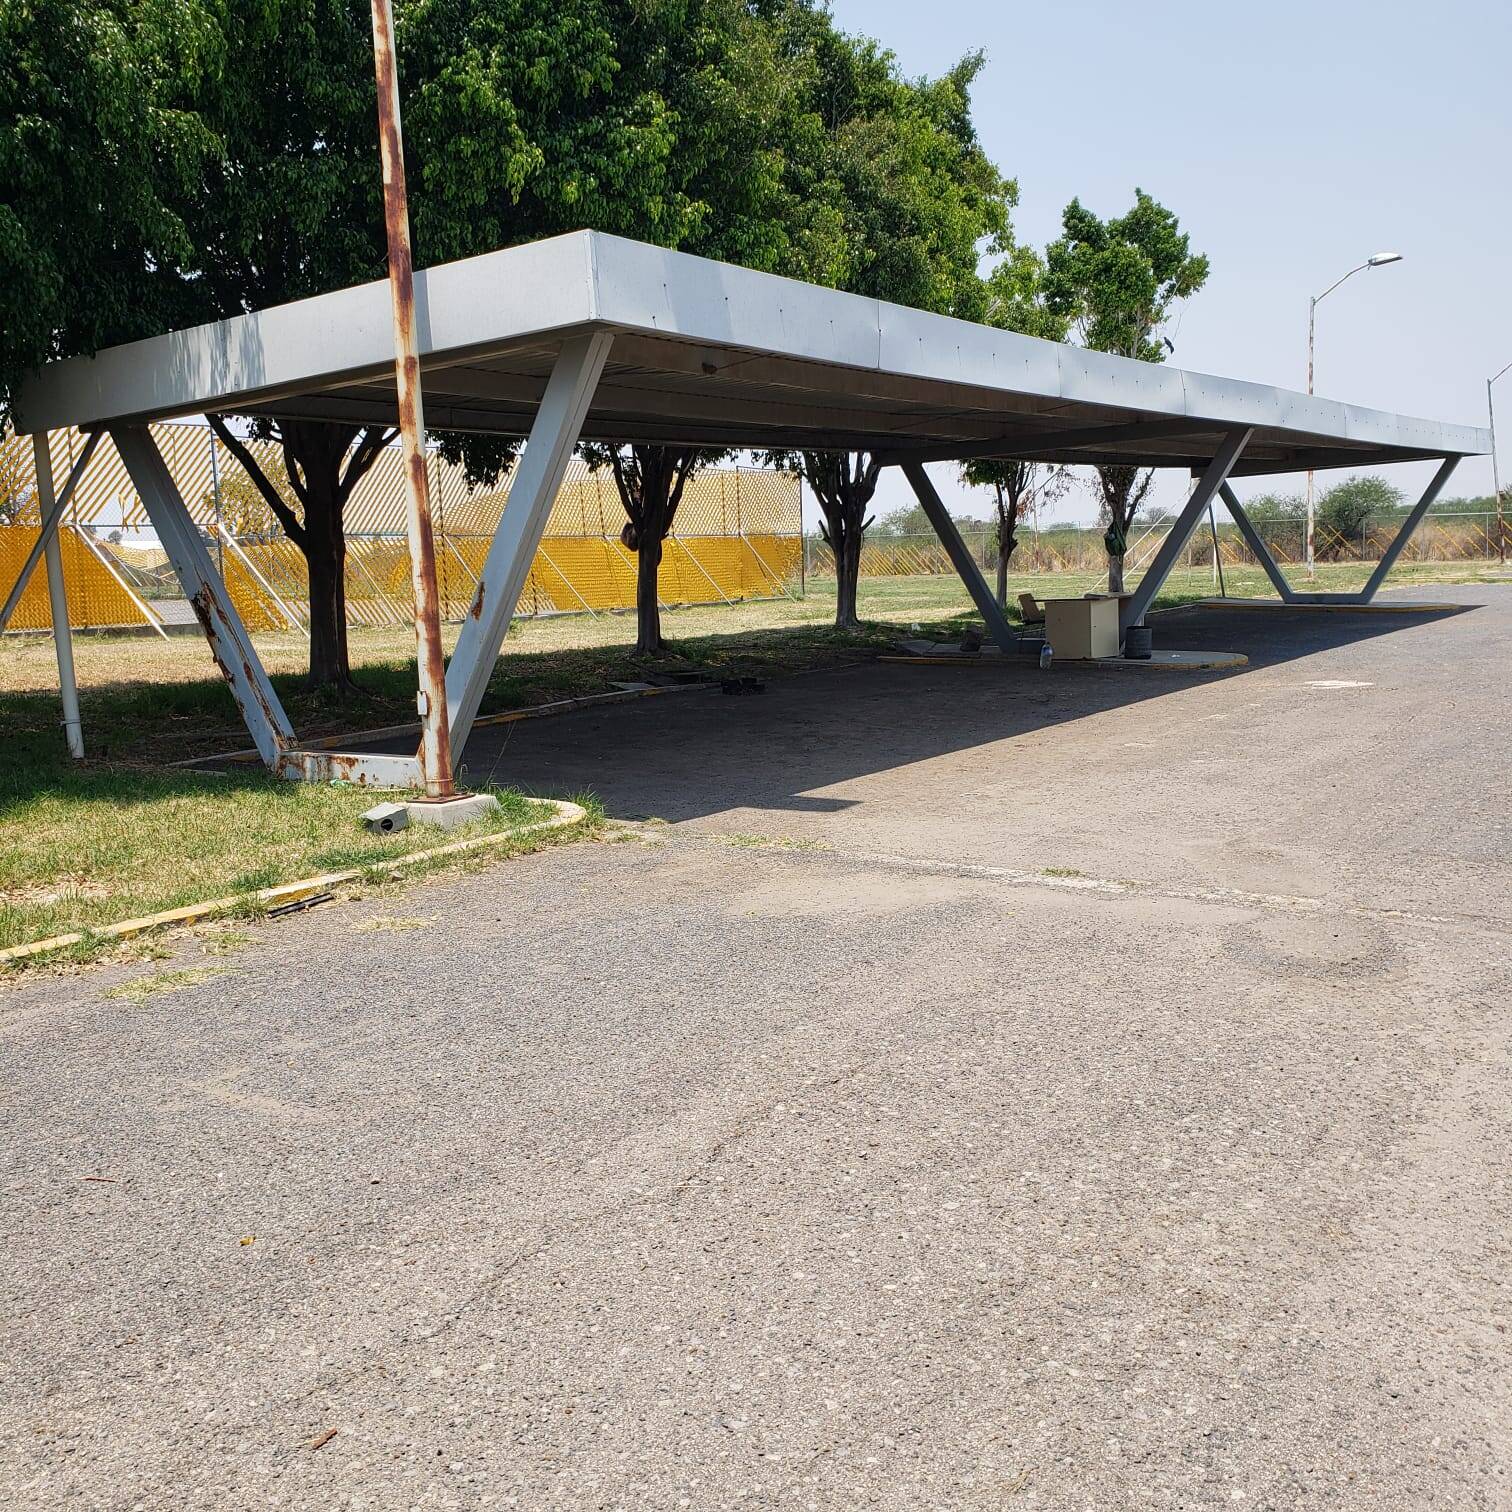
xmin=2 ymin=559 xmax=1499 ymax=962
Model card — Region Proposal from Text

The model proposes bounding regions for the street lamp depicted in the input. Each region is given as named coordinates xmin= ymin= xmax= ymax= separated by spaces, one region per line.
xmin=1306 ymin=251 xmax=1404 ymax=577
xmin=1490 ymin=359 xmax=1512 ymax=567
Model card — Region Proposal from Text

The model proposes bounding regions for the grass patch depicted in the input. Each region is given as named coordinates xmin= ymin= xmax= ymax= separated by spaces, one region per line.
xmin=0 ymin=766 xmax=556 ymax=962
xmin=714 ymin=832 xmax=830 ymax=852
xmin=106 ymin=966 xmax=228 ymax=1004
xmin=200 ymin=928 xmax=255 ymax=956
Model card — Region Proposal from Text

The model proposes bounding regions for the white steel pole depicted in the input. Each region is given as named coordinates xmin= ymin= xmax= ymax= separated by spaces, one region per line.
xmin=34 ymin=432 xmax=84 ymax=759
xmin=1305 ymin=256 xmax=1402 ymax=581
xmin=1489 ymin=363 xmax=1510 ymax=567
xmin=1306 ymin=296 xmax=1316 ymax=579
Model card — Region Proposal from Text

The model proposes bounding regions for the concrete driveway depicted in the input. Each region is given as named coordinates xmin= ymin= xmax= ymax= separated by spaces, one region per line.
xmin=3 ymin=588 xmax=1509 ymax=1510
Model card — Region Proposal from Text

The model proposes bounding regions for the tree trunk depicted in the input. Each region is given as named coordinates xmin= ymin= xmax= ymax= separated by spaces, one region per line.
xmin=1107 ymin=553 xmax=1126 ymax=594
xmin=298 ymin=461 xmax=353 ymax=690
xmin=635 ymin=535 xmax=663 ymax=655
xmin=835 ymin=523 xmax=862 ymax=629
xmin=208 ymin=415 xmax=393 ymax=695
xmin=996 ymin=541 xmax=1009 ymax=608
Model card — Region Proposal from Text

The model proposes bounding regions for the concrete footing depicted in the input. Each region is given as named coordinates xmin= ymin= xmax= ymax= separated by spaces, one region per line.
xmin=405 ymin=793 xmax=502 ymax=830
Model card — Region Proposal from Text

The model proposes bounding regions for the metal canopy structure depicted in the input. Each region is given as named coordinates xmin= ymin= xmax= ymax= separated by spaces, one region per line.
xmin=13 ymin=230 xmax=1490 ymax=787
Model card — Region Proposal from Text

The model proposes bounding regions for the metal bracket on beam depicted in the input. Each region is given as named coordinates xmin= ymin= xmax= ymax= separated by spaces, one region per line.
xmin=443 ymin=331 xmax=613 ymax=765
xmin=113 ymin=425 xmax=297 ymax=768
xmin=1119 ymin=428 xmax=1253 ymax=634
xmin=900 ymin=459 xmax=1018 ymax=652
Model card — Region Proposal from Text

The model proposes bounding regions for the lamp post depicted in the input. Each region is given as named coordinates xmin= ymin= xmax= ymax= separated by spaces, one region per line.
xmin=1306 ymin=251 xmax=1403 ymax=577
xmin=1489 ymin=360 xmax=1511 ymax=567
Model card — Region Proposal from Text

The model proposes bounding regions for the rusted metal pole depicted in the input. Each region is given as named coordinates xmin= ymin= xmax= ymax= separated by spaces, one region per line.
xmin=369 ymin=0 xmax=454 ymax=798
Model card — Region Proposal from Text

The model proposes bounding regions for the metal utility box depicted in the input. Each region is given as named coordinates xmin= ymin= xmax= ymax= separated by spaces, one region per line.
xmin=1044 ymin=595 xmax=1122 ymax=660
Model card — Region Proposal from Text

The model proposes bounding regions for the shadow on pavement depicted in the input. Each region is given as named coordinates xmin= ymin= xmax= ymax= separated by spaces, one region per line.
xmin=352 ymin=598 xmax=1478 ymax=825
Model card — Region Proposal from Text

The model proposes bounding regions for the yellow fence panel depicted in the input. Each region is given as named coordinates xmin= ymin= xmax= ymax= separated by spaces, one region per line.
xmin=6 ymin=423 xmax=806 ymax=633
xmin=0 ymin=525 xmax=153 ymax=632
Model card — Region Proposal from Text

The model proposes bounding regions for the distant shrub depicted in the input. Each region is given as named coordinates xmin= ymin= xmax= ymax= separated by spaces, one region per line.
xmin=1317 ymin=475 xmax=1402 ymax=556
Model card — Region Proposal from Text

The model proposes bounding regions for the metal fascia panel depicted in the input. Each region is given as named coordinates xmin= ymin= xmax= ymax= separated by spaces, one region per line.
xmin=15 ymin=232 xmax=599 ymax=434
xmin=876 ymin=304 xmax=1062 ymax=405
xmin=587 ymin=233 xmax=883 ymax=372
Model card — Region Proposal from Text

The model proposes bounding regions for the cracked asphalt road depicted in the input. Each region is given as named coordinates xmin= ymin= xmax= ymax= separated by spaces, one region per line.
xmin=3 ymin=589 xmax=1509 ymax=1510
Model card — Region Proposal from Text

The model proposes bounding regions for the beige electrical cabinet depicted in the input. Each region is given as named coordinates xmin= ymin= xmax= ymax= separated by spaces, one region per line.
xmin=1043 ymin=595 xmax=1122 ymax=660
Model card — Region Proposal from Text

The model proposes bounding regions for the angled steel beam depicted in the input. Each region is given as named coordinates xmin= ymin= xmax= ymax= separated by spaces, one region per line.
xmin=1217 ymin=456 xmax=1459 ymax=607
xmin=1120 ymin=429 xmax=1253 ymax=634
xmin=444 ymin=332 xmax=612 ymax=765
xmin=114 ymin=425 xmax=296 ymax=767
xmin=0 ymin=430 xmax=101 ymax=632
xmin=900 ymin=459 xmax=1017 ymax=651
xmin=1218 ymin=483 xmax=1297 ymax=603
xmin=1360 ymin=456 xmax=1459 ymax=597
xmin=878 ymin=417 xmax=1223 ymax=469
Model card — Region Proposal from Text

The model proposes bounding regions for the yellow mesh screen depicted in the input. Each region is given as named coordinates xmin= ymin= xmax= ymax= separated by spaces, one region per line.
xmin=0 ymin=525 xmax=153 ymax=631
xmin=7 ymin=423 xmax=801 ymax=631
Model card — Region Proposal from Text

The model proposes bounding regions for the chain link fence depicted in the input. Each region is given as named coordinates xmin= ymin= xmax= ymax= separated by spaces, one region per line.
xmin=805 ymin=513 xmax=1507 ymax=580
xmin=2 ymin=423 xmax=802 ymax=633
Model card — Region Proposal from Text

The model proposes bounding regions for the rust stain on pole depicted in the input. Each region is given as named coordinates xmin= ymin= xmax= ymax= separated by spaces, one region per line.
xmin=370 ymin=0 xmax=454 ymax=798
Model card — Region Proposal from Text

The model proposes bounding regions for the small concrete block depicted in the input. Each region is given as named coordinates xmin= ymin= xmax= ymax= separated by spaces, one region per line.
xmin=362 ymin=800 xmax=410 ymax=835
xmin=404 ymin=793 xmax=502 ymax=831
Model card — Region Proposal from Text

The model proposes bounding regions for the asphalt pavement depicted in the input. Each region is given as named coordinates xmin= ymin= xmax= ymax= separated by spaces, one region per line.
xmin=3 ymin=587 xmax=1508 ymax=1510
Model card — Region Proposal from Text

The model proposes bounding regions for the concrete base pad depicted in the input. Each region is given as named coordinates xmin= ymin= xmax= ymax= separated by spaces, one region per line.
xmin=1095 ymin=648 xmax=1247 ymax=670
xmin=405 ymin=793 xmax=502 ymax=830
xmin=1194 ymin=596 xmax=1455 ymax=614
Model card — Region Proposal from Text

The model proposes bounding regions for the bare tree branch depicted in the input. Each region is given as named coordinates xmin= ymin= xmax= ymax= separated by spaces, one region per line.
xmin=207 ymin=414 xmax=306 ymax=547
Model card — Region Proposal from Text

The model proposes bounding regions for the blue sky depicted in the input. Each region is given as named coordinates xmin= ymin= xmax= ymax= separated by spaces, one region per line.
xmin=824 ymin=0 xmax=1511 ymax=525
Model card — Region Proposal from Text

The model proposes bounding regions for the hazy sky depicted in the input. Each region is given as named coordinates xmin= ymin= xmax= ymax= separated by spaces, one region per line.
xmin=823 ymin=0 xmax=1510 ymax=526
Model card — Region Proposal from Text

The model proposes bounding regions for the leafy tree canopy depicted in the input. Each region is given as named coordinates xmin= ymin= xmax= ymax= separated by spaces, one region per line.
xmin=1042 ymin=189 xmax=1208 ymax=361
xmin=0 ymin=0 xmax=222 ymax=423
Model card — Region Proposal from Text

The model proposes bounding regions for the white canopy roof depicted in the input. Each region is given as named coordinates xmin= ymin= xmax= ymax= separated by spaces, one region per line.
xmin=16 ymin=231 xmax=1488 ymax=477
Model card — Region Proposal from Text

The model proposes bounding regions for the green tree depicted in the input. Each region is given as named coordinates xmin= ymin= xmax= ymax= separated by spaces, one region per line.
xmin=1043 ymin=191 xmax=1210 ymax=592
xmin=961 ymin=244 xmax=1069 ymax=607
xmin=763 ymin=20 xmax=1015 ymax=629
xmin=184 ymin=0 xmax=797 ymax=678
xmin=1316 ymin=474 xmax=1402 ymax=556
xmin=0 ymin=0 xmax=220 ymax=424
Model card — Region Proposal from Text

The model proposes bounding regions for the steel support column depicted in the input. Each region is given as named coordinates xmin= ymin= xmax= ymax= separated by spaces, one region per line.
xmin=1218 ymin=456 xmax=1459 ymax=606
xmin=0 ymin=430 xmax=101 ymax=632
xmin=1217 ymin=483 xmax=1297 ymax=603
xmin=444 ymin=332 xmax=613 ymax=764
xmin=1119 ymin=429 xmax=1253 ymax=634
xmin=900 ymin=460 xmax=1018 ymax=651
xmin=114 ymin=426 xmax=296 ymax=767
xmin=1360 ymin=456 xmax=1460 ymax=596
xmin=32 ymin=433 xmax=84 ymax=758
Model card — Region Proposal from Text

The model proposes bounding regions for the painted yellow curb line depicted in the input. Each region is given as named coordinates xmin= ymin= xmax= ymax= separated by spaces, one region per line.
xmin=0 ymin=799 xmax=587 ymax=967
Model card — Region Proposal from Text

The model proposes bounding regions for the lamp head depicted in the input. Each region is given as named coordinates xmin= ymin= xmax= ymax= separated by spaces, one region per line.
xmin=1367 ymin=251 xmax=1403 ymax=267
